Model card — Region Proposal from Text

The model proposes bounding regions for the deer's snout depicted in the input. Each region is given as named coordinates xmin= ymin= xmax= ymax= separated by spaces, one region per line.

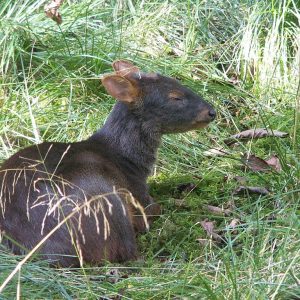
xmin=208 ymin=108 xmax=216 ymax=120
xmin=195 ymin=104 xmax=216 ymax=124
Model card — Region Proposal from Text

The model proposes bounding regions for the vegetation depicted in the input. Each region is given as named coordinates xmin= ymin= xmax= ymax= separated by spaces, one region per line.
xmin=0 ymin=0 xmax=299 ymax=299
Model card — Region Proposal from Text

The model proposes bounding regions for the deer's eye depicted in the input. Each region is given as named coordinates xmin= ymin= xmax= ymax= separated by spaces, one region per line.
xmin=171 ymin=96 xmax=183 ymax=101
xmin=168 ymin=91 xmax=184 ymax=101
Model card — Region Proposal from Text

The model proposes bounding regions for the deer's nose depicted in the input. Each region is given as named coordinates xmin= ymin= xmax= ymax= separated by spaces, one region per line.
xmin=208 ymin=109 xmax=216 ymax=120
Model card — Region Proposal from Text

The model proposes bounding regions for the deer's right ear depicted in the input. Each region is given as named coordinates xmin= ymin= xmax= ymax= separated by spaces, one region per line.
xmin=102 ymin=75 xmax=139 ymax=103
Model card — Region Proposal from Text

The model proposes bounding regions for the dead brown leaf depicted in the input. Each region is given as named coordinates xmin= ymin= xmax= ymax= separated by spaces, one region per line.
xmin=234 ymin=186 xmax=270 ymax=196
xmin=266 ymin=155 xmax=282 ymax=172
xmin=229 ymin=218 xmax=240 ymax=229
xmin=242 ymin=154 xmax=271 ymax=172
xmin=225 ymin=128 xmax=288 ymax=145
xmin=242 ymin=154 xmax=282 ymax=173
xmin=229 ymin=218 xmax=240 ymax=228
xmin=200 ymin=219 xmax=215 ymax=234
xmin=44 ymin=0 xmax=64 ymax=24
xmin=203 ymin=204 xmax=232 ymax=216
xmin=226 ymin=218 xmax=240 ymax=234
xmin=200 ymin=219 xmax=223 ymax=243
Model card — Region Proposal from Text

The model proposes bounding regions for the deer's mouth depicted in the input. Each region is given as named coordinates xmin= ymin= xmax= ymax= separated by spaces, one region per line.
xmin=162 ymin=121 xmax=210 ymax=134
xmin=191 ymin=119 xmax=211 ymax=129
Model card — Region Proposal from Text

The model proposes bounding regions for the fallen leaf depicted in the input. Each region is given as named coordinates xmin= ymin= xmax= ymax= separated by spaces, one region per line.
xmin=242 ymin=154 xmax=282 ymax=173
xmin=266 ymin=155 xmax=282 ymax=172
xmin=228 ymin=218 xmax=240 ymax=231
xmin=234 ymin=186 xmax=270 ymax=196
xmin=203 ymin=204 xmax=232 ymax=216
xmin=242 ymin=154 xmax=271 ymax=172
xmin=200 ymin=219 xmax=215 ymax=235
xmin=44 ymin=0 xmax=64 ymax=24
xmin=225 ymin=128 xmax=288 ymax=145
xmin=200 ymin=219 xmax=223 ymax=243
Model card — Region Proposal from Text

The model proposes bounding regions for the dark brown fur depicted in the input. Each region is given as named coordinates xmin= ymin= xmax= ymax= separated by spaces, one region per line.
xmin=0 ymin=61 xmax=215 ymax=267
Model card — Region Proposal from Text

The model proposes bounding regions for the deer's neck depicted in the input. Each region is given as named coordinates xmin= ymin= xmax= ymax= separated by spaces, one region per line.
xmin=90 ymin=102 xmax=161 ymax=178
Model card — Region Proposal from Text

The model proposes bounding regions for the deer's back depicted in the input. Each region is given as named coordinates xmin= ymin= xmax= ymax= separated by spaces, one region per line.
xmin=0 ymin=141 xmax=137 ymax=266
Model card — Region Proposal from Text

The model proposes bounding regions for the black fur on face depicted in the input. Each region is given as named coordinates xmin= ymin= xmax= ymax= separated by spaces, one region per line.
xmin=127 ymin=73 xmax=216 ymax=134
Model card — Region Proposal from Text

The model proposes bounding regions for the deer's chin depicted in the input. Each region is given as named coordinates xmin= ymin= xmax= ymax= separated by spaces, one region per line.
xmin=162 ymin=121 xmax=210 ymax=134
xmin=184 ymin=121 xmax=210 ymax=132
xmin=192 ymin=121 xmax=210 ymax=129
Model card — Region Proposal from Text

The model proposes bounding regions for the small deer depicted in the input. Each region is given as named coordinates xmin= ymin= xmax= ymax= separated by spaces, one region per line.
xmin=0 ymin=60 xmax=215 ymax=267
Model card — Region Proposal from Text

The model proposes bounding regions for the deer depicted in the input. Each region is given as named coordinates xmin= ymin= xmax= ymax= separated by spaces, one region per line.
xmin=0 ymin=60 xmax=216 ymax=267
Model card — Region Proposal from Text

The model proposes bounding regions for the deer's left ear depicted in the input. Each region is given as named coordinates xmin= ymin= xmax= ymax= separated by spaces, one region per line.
xmin=101 ymin=74 xmax=140 ymax=103
xmin=112 ymin=60 xmax=140 ymax=77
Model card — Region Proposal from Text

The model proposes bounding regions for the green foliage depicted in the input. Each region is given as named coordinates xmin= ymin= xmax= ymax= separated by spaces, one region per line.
xmin=0 ymin=0 xmax=299 ymax=299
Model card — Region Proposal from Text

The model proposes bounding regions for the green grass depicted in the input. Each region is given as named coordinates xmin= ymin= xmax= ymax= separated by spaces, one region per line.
xmin=0 ymin=0 xmax=300 ymax=299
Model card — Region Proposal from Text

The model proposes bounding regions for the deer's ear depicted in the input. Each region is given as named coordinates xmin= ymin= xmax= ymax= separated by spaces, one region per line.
xmin=102 ymin=75 xmax=139 ymax=103
xmin=112 ymin=60 xmax=140 ymax=76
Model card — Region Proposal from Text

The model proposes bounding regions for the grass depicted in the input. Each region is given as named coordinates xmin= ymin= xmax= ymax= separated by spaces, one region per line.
xmin=0 ymin=0 xmax=300 ymax=299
